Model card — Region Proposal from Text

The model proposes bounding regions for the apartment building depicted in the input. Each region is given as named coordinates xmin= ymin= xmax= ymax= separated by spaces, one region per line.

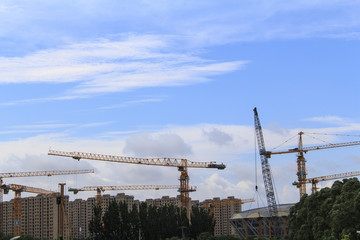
xmin=201 ymin=196 xmax=243 ymax=236
xmin=67 ymin=193 xmax=141 ymax=238
xmin=145 ymin=195 xmax=181 ymax=207
xmin=1 ymin=194 xmax=63 ymax=240
xmin=1 ymin=194 xmax=244 ymax=239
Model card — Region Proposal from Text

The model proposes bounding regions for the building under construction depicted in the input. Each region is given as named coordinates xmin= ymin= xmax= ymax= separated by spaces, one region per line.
xmin=230 ymin=203 xmax=294 ymax=239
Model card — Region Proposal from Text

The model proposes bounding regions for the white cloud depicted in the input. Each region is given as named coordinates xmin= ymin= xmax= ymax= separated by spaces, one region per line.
xmin=123 ymin=132 xmax=193 ymax=157
xmin=100 ymin=98 xmax=165 ymax=110
xmin=1 ymin=0 xmax=360 ymax=57
xmin=0 ymin=35 xmax=246 ymax=105
xmin=8 ymin=123 xmax=76 ymax=129
xmin=197 ymin=173 xmax=254 ymax=201
xmin=203 ymin=128 xmax=233 ymax=147
xmin=0 ymin=122 xmax=112 ymax=136
xmin=304 ymin=116 xmax=351 ymax=125
xmin=1 ymin=121 xmax=360 ymax=203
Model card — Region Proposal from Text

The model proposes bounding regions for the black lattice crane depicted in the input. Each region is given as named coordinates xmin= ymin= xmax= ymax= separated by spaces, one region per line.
xmin=254 ymin=107 xmax=278 ymax=217
xmin=48 ymin=149 xmax=225 ymax=221
xmin=266 ymin=132 xmax=360 ymax=198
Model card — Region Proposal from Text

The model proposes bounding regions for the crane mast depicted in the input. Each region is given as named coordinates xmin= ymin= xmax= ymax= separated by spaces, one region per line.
xmin=253 ymin=108 xmax=278 ymax=217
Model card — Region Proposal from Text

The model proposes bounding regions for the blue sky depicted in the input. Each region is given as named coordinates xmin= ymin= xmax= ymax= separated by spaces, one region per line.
xmin=0 ymin=0 xmax=360 ymax=207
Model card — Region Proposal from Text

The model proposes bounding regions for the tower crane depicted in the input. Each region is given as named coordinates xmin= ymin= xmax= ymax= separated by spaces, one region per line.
xmin=68 ymin=184 xmax=196 ymax=207
xmin=0 ymin=169 xmax=94 ymax=180
xmin=0 ymin=169 xmax=94 ymax=236
xmin=0 ymin=183 xmax=56 ymax=236
xmin=48 ymin=149 xmax=226 ymax=221
xmin=0 ymin=169 xmax=94 ymax=202
xmin=264 ymin=131 xmax=360 ymax=198
xmin=297 ymin=171 xmax=360 ymax=194
xmin=254 ymin=108 xmax=278 ymax=217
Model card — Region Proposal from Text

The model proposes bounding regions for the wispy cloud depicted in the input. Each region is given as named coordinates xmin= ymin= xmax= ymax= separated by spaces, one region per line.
xmin=1 ymin=0 xmax=360 ymax=55
xmin=105 ymin=130 xmax=140 ymax=136
xmin=2 ymin=122 xmax=112 ymax=136
xmin=100 ymin=98 xmax=165 ymax=110
xmin=0 ymin=35 xmax=246 ymax=104
xmin=304 ymin=116 xmax=351 ymax=125
xmin=0 ymin=95 xmax=90 ymax=106
xmin=8 ymin=123 xmax=76 ymax=129
xmin=0 ymin=130 xmax=47 ymax=135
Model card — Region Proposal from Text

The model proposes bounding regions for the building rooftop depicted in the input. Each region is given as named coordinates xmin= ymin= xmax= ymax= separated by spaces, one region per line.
xmin=231 ymin=203 xmax=295 ymax=219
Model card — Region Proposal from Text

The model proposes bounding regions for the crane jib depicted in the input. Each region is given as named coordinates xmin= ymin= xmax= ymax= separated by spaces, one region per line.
xmin=48 ymin=149 xmax=226 ymax=169
xmin=268 ymin=140 xmax=360 ymax=156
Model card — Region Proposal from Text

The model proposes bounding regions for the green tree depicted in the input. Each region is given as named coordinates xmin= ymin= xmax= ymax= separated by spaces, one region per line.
xmin=102 ymin=200 xmax=122 ymax=239
xmin=189 ymin=206 xmax=215 ymax=239
xmin=138 ymin=202 xmax=150 ymax=240
xmin=88 ymin=204 xmax=104 ymax=240
xmin=198 ymin=232 xmax=214 ymax=240
xmin=215 ymin=235 xmax=241 ymax=240
xmin=128 ymin=204 xmax=140 ymax=240
xmin=288 ymin=178 xmax=360 ymax=240
xmin=88 ymin=201 xmax=220 ymax=240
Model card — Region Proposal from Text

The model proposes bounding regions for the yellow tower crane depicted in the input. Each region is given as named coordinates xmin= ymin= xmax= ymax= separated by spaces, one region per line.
xmin=0 ymin=183 xmax=56 ymax=236
xmin=262 ymin=131 xmax=360 ymax=198
xmin=297 ymin=170 xmax=360 ymax=194
xmin=69 ymin=184 xmax=196 ymax=207
xmin=48 ymin=149 xmax=226 ymax=221
xmin=0 ymin=169 xmax=94 ymax=236
xmin=0 ymin=169 xmax=94 ymax=202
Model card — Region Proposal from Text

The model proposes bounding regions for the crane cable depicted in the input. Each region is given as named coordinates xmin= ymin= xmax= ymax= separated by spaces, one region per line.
xmin=253 ymin=128 xmax=266 ymax=210
xmin=303 ymin=133 xmax=334 ymax=145
xmin=272 ymin=132 xmax=360 ymax=152
xmin=254 ymin=128 xmax=258 ymax=193
xmin=270 ymin=134 xmax=298 ymax=151
xmin=305 ymin=132 xmax=360 ymax=137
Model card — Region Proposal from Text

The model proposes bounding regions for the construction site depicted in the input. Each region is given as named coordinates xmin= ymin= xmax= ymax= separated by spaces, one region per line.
xmin=0 ymin=108 xmax=359 ymax=239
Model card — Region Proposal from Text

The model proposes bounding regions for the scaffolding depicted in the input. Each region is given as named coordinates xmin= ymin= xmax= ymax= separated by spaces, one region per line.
xmin=230 ymin=204 xmax=294 ymax=239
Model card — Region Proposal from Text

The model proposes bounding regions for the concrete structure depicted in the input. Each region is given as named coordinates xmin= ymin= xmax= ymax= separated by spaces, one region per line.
xmin=201 ymin=196 xmax=243 ymax=236
xmin=145 ymin=195 xmax=182 ymax=207
xmin=230 ymin=203 xmax=295 ymax=239
xmin=1 ymin=194 xmax=63 ymax=239
xmin=68 ymin=193 xmax=140 ymax=239
xmin=0 ymin=193 xmax=250 ymax=239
